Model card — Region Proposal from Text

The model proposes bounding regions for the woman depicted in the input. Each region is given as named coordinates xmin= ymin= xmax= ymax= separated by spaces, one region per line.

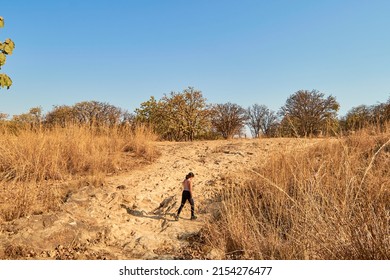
xmin=175 ymin=172 xmax=197 ymax=221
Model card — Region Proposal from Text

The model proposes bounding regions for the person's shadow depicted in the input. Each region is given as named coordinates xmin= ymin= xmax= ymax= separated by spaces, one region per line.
xmin=120 ymin=203 xmax=177 ymax=222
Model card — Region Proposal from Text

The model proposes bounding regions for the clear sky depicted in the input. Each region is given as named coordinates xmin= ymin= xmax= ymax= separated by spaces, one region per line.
xmin=1 ymin=0 xmax=389 ymax=117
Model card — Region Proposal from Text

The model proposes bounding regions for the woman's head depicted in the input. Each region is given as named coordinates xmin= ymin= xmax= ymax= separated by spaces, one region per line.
xmin=186 ymin=172 xmax=195 ymax=179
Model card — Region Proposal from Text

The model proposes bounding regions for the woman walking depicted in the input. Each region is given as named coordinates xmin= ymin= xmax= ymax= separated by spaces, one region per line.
xmin=175 ymin=172 xmax=197 ymax=221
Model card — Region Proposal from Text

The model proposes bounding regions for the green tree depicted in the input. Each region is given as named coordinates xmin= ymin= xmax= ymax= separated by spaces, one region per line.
xmin=161 ymin=87 xmax=210 ymax=141
xmin=280 ymin=89 xmax=339 ymax=137
xmin=135 ymin=96 xmax=170 ymax=138
xmin=135 ymin=96 xmax=160 ymax=124
xmin=0 ymin=16 xmax=15 ymax=90
xmin=135 ymin=87 xmax=210 ymax=141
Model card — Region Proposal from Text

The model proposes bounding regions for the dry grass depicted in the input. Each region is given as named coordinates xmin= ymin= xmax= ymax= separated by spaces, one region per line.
xmin=122 ymin=124 xmax=160 ymax=161
xmin=205 ymin=130 xmax=390 ymax=259
xmin=0 ymin=124 xmax=159 ymax=221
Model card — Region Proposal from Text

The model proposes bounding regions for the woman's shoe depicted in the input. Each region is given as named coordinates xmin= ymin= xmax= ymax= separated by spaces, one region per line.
xmin=191 ymin=215 xmax=197 ymax=220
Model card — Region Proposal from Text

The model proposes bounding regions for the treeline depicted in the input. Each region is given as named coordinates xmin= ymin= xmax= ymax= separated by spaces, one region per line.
xmin=1 ymin=87 xmax=389 ymax=139
xmin=0 ymin=101 xmax=134 ymax=133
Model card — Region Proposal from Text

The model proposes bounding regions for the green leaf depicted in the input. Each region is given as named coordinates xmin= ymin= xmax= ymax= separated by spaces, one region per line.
xmin=5 ymin=38 xmax=15 ymax=47
xmin=0 ymin=17 xmax=4 ymax=28
xmin=3 ymin=39 xmax=15 ymax=55
xmin=0 ymin=52 xmax=6 ymax=66
xmin=0 ymin=73 xmax=12 ymax=89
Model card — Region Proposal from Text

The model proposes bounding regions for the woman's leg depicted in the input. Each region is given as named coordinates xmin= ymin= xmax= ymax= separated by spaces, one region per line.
xmin=189 ymin=198 xmax=196 ymax=219
xmin=177 ymin=193 xmax=186 ymax=216
xmin=177 ymin=191 xmax=190 ymax=218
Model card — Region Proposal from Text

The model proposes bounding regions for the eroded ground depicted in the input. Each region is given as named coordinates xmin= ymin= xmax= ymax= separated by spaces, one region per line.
xmin=0 ymin=138 xmax=321 ymax=259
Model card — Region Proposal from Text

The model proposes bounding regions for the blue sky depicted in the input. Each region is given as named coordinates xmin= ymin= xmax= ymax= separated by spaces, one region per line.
xmin=1 ymin=0 xmax=389 ymax=117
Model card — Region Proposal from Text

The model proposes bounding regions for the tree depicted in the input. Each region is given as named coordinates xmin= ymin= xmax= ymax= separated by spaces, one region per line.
xmin=246 ymin=104 xmax=265 ymax=138
xmin=162 ymin=87 xmax=210 ymax=141
xmin=342 ymin=97 xmax=390 ymax=133
xmin=343 ymin=105 xmax=372 ymax=131
xmin=0 ymin=112 xmax=8 ymax=120
xmin=371 ymin=99 xmax=390 ymax=129
xmin=72 ymin=101 xmax=123 ymax=127
xmin=280 ymin=89 xmax=339 ymax=137
xmin=45 ymin=105 xmax=77 ymax=127
xmin=45 ymin=101 xmax=125 ymax=128
xmin=11 ymin=107 xmax=43 ymax=130
xmin=211 ymin=102 xmax=247 ymax=139
xmin=135 ymin=87 xmax=210 ymax=141
xmin=135 ymin=96 xmax=161 ymax=124
xmin=386 ymin=96 xmax=390 ymax=121
xmin=135 ymin=96 xmax=168 ymax=137
xmin=246 ymin=104 xmax=278 ymax=137
xmin=0 ymin=16 xmax=15 ymax=90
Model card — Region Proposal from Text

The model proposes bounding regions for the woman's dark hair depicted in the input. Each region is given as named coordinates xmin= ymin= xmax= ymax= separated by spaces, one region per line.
xmin=186 ymin=172 xmax=195 ymax=179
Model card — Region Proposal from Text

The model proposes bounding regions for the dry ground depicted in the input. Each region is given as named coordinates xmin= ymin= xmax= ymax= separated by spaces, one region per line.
xmin=0 ymin=138 xmax=323 ymax=259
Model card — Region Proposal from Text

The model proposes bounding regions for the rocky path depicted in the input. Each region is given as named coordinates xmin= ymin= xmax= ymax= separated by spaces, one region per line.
xmin=0 ymin=138 xmax=318 ymax=259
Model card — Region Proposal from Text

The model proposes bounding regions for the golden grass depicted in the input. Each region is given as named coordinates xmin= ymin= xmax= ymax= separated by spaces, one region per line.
xmin=205 ymin=130 xmax=390 ymax=259
xmin=0 ymin=124 xmax=159 ymax=221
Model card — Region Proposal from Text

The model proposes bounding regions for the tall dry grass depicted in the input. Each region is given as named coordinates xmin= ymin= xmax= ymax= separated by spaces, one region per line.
xmin=0 ymin=124 xmax=159 ymax=221
xmin=205 ymin=130 xmax=390 ymax=259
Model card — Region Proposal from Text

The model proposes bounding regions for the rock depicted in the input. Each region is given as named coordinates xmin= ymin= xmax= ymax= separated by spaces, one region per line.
xmin=207 ymin=248 xmax=224 ymax=260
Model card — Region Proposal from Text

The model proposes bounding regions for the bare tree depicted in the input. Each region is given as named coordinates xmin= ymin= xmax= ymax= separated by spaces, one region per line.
xmin=72 ymin=101 xmax=123 ymax=127
xmin=45 ymin=101 xmax=124 ymax=128
xmin=0 ymin=112 xmax=8 ymax=120
xmin=246 ymin=104 xmax=265 ymax=138
xmin=246 ymin=104 xmax=278 ymax=137
xmin=211 ymin=102 xmax=247 ymax=139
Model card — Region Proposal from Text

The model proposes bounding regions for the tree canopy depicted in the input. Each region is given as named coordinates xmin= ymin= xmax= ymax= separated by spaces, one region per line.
xmin=342 ymin=97 xmax=390 ymax=132
xmin=135 ymin=87 xmax=210 ymax=141
xmin=280 ymin=90 xmax=340 ymax=137
xmin=211 ymin=102 xmax=247 ymax=139
xmin=45 ymin=101 xmax=127 ymax=128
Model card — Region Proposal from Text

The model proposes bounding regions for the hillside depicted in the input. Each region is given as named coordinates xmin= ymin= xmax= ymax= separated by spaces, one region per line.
xmin=0 ymin=138 xmax=325 ymax=259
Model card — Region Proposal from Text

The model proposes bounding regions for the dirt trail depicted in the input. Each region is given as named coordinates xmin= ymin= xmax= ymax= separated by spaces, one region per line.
xmin=0 ymin=138 xmax=319 ymax=259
